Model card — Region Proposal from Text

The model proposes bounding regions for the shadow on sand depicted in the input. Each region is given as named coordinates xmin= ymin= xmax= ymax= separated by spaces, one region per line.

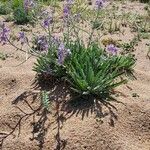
xmin=0 ymin=77 xmax=125 ymax=150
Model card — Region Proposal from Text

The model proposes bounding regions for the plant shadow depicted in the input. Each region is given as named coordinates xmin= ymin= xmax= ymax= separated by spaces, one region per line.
xmin=0 ymin=90 xmax=53 ymax=150
xmin=0 ymin=78 xmax=125 ymax=150
xmin=61 ymin=94 xmax=121 ymax=127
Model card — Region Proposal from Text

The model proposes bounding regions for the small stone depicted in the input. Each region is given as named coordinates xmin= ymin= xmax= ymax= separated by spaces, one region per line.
xmin=132 ymin=93 xmax=139 ymax=98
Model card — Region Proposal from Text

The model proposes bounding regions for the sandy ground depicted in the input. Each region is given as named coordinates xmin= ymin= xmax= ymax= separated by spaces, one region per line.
xmin=0 ymin=1 xmax=150 ymax=150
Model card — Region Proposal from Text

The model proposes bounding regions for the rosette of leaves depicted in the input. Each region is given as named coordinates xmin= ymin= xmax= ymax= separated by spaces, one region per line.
xmin=65 ymin=42 xmax=135 ymax=98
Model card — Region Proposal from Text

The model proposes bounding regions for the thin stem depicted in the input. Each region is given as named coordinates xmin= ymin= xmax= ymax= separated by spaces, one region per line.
xmin=51 ymin=0 xmax=57 ymax=32
xmin=88 ymin=10 xmax=100 ymax=46
xmin=7 ymin=38 xmax=38 ymax=57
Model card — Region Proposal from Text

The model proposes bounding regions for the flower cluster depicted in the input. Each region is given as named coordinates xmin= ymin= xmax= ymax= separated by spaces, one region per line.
xmin=37 ymin=36 xmax=48 ymax=51
xmin=63 ymin=5 xmax=71 ymax=20
xmin=24 ymin=0 xmax=35 ymax=11
xmin=0 ymin=23 xmax=10 ymax=45
xmin=18 ymin=32 xmax=27 ymax=45
xmin=57 ymin=43 xmax=71 ymax=65
xmin=95 ymin=0 xmax=105 ymax=9
xmin=106 ymin=44 xmax=118 ymax=55
xmin=63 ymin=0 xmax=74 ymax=23
xmin=43 ymin=16 xmax=53 ymax=28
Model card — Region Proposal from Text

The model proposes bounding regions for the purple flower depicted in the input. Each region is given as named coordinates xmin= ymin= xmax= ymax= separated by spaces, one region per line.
xmin=0 ymin=23 xmax=10 ymax=45
xmin=43 ymin=17 xmax=53 ymax=28
xmin=63 ymin=5 xmax=70 ymax=19
xmin=63 ymin=0 xmax=74 ymax=24
xmin=18 ymin=32 xmax=26 ymax=45
xmin=37 ymin=36 xmax=48 ymax=51
xmin=57 ymin=43 xmax=71 ymax=65
xmin=24 ymin=0 xmax=35 ymax=11
xmin=95 ymin=0 xmax=104 ymax=9
xmin=106 ymin=44 xmax=118 ymax=55
xmin=57 ymin=43 xmax=65 ymax=65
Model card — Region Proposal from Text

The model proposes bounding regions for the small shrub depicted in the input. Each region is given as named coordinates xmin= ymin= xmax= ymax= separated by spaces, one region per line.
xmin=0 ymin=2 xmax=12 ymax=15
xmin=12 ymin=0 xmax=22 ymax=9
xmin=0 ymin=0 xmax=136 ymax=100
xmin=13 ymin=7 xmax=31 ymax=24
xmin=12 ymin=0 xmax=37 ymax=24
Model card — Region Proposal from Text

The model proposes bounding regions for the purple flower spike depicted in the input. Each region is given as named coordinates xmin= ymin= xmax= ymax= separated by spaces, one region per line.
xmin=43 ymin=17 xmax=53 ymax=28
xmin=58 ymin=43 xmax=65 ymax=65
xmin=106 ymin=44 xmax=118 ymax=55
xmin=95 ymin=0 xmax=104 ymax=9
xmin=57 ymin=43 xmax=71 ymax=65
xmin=18 ymin=32 xmax=26 ymax=45
xmin=63 ymin=5 xmax=70 ymax=18
xmin=0 ymin=23 xmax=10 ymax=45
xmin=63 ymin=0 xmax=74 ymax=24
xmin=37 ymin=36 xmax=48 ymax=51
